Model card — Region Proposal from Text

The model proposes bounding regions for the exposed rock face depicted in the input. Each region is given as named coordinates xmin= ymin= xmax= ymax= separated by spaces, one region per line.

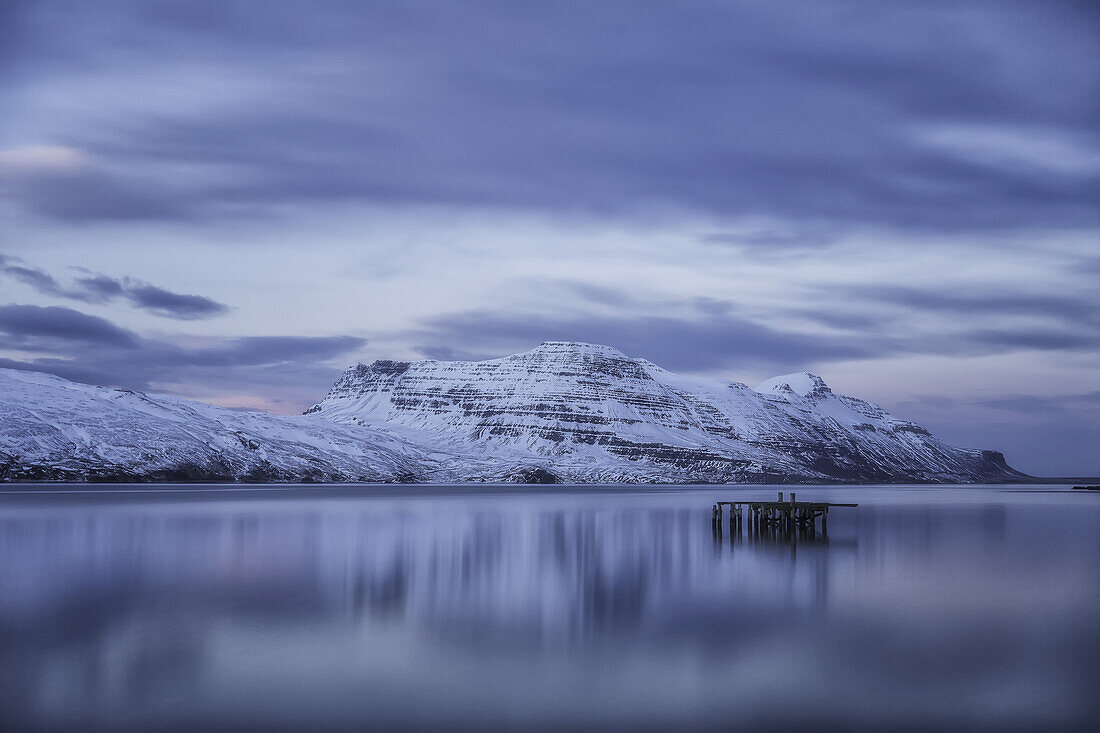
xmin=306 ymin=341 xmax=1026 ymax=483
xmin=0 ymin=342 xmax=1026 ymax=483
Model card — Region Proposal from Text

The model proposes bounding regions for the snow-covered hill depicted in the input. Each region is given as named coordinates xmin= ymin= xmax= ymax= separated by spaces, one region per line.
xmin=1 ymin=342 xmax=1025 ymax=483
xmin=0 ymin=369 xmax=426 ymax=482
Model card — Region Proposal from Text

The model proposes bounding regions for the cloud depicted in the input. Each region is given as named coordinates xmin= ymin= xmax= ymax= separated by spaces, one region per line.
xmin=116 ymin=283 xmax=228 ymax=319
xmin=175 ymin=336 xmax=366 ymax=367
xmin=971 ymin=392 xmax=1100 ymax=415
xmin=410 ymin=309 xmax=875 ymax=373
xmin=786 ymin=308 xmax=890 ymax=331
xmin=72 ymin=274 xmax=125 ymax=300
xmin=698 ymin=225 xmax=839 ymax=249
xmin=852 ymin=286 xmax=1099 ymax=323
xmin=1 ymin=2 xmax=1097 ymax=231
xmin=1 ymin=263 xmax=64 ymax=295
xmin=0 ymin=145 xmax=187 ymax=221
xmin=914 ymin=124 xmax=1100 ymax=177
xmin=558 ymin=281 xmax=638 ymax=308
xmin=797 ymin=283 xmax=1100 ymax=357
xmin=0 ymin=305 xmax=365 ymax=407
xmin=401 ymin=276 xmax=1100 ymax=381
xmin=0 ymin=254 xmax=229 ymax=319
xmin=966 ymin=329 xmax=1097 ymax=352
xmin=0 ymin=304 xmax=139 ymax=348
xmin=0 ymin=145 xmax=89 ymax=173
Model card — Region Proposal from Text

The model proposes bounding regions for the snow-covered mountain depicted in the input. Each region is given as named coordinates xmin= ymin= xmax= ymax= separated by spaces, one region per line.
xmin=1 ymin=342 xmax=1024 ymax=483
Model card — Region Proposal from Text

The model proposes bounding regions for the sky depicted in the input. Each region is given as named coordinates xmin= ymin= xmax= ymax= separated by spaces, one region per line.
xmin=1 ymin=0 xmax=1098 ymax=476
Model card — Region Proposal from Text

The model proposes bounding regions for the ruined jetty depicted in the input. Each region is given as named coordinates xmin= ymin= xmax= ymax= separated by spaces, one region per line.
xmin=712 ymin=491 xmax=857 ymax=538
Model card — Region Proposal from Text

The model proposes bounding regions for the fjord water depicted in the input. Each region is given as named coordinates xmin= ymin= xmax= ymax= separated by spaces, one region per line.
xmin=1 ymin=485 xmax=1097 ymax=731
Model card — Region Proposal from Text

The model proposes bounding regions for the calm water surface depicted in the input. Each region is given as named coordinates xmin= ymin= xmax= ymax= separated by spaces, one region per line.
xmin=1 ymin=484 xmax=1098 ymax=731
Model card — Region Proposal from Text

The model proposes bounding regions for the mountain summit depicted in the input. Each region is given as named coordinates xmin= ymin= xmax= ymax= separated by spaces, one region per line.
xmin=0 ymin=342 xmax=1024 ymax=483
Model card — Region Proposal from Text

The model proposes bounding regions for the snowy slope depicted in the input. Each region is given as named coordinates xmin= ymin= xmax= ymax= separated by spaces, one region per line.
xmin=0 ymin=342 xmax=1025 ymax=483
xmin=0 ymin=369 xmax=426 ymax=482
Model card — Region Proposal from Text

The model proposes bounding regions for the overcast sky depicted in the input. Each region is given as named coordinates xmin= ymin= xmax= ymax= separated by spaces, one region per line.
xmin=1 ymin=1 xmax=1098 ymax=475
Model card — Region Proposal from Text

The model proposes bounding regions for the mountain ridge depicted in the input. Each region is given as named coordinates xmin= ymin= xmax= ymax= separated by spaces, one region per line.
xmin=0 ymin=341 xmax=1026 ymax=483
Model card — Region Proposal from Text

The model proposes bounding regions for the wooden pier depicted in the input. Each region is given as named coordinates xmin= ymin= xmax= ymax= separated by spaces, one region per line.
xmin=712 ymin=492 xmax=857 ymax=538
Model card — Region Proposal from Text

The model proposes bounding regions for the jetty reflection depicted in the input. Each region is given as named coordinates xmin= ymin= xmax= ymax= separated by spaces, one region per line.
xmin=714 ymin=516 xmax=858 ymax=548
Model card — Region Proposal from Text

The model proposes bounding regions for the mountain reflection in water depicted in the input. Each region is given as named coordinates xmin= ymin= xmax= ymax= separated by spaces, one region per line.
xmin=0 ymin=485 xmax=1098 ymax=731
